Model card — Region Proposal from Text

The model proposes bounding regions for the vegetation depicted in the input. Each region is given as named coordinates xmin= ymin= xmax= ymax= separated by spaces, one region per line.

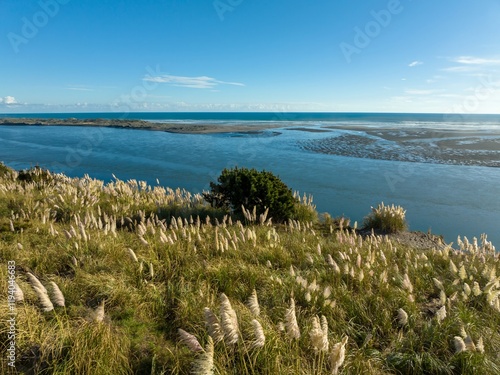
xmin=203 ymin=167 xmax=316 ymax=223
xmin=363 ymin=202 xmax=408 ymax=234
xmin=0 ymin=165 xmax=499 ymax=374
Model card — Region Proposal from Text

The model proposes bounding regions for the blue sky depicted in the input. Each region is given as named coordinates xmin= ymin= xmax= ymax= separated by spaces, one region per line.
xmin=1 ymin=0 xmax=500 ymax=113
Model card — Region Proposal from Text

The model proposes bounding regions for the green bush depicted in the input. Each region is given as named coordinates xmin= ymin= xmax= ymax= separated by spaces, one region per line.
xmin=363 ymin=202 xmax=407 ymax=233
xmin=203 ymin=167 xmax=297 ymax=223
xmin=17 ymin=166 xmax=54 ymax=186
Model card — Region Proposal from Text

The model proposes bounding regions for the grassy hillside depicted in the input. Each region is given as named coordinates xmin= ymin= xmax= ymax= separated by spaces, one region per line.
xmin=0 ymin=165 xmax=499 ymax=374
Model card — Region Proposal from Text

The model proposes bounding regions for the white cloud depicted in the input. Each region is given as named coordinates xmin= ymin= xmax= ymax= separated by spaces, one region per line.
xmin=143 ymin=74 xmax=244 ymax=89
xmin=1 ymin=96 xmax=18 ymax=104
xmin=409 ymin=61 xmax=423 ymax=67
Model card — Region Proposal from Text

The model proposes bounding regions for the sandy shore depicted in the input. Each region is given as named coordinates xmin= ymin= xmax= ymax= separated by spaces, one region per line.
xmin=0 ymin=118 xmax=283 ymax=134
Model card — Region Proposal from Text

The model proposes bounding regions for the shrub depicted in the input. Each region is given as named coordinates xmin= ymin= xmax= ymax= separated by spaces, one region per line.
xmin=203 ymin=167 xmax=296 ymax=223
xmin=17 ymin=166 xmax=54 ymax=186
xmin=363 ymin=202 xmax=407 ymax=233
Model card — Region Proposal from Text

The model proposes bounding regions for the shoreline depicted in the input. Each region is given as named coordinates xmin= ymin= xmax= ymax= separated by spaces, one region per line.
xmin=0 ymin=117 xmax=283 ymax=134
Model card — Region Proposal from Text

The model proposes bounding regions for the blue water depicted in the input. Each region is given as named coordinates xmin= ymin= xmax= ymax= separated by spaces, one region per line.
xmin=1 ymin=112 xmax=499 ymax=248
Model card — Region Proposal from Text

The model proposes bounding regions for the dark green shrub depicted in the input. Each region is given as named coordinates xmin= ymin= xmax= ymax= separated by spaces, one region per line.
xmin=17 ymin=166 xmax=54 ymax=186
xmin=203 ymin=167 xmax=296 ymax=223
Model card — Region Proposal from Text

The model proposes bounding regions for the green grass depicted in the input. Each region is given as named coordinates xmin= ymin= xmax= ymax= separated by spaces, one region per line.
xmin=0 ymin=166 xmax=499 ymax=374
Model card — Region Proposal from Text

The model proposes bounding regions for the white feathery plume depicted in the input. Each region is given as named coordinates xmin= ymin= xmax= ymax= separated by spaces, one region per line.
xmin=476 ymin=337 xmax=484 ymax=353
xmin=321 ymin=315 xmax=329 ymax=351
xmin=454 ymin=336 xmax=467 ymax=353
xmin=178 ymin=329 xmax=203 ymax=352
xmin=27 ymin=272 xmax=47 ymax=294
xmin=250 ymin=319 xmax=265 ymax=349
xmin=309 ymin=316 xmax=327 ymax=352
xmin=435 ymin=305 xmax=447 ymax=323
xmin=330 ymin=336 xmax=348 ymax=375
xmin=397 ymin=308 xmax=408 ymax=326
xmin=127 ymin=248 xmax=138 ymax=262
xmin=247 ymin=289 xmax=260 ymax=317
xmin=219 ymin=293 xmax=239 ymax=345
xmin=191 ymin=336 xmax=214 ymax=375
xmin=472 ymin=282 xmax=482 ymax=296
xmin=49 ymin=281 xmax=65 ymax=307
xmin=203 ymin=307 xmax=224 ymax=344
xmin=458 ymin=265 xmax=467 ymax=280
xmin=449 ymin=260 xmax=458 ymax=274
xmin=14 ymin=282 xmax=24 ymax=302
xmin=402 ymin=273 xmax=413 ymax=294
xmin=285 ymin=298 xmax=300 ymax=340
xmin=94 ymin=300 xmax=105 ymax=322
xmin=433 ymin=278 xmax=444 ymax=291
xmin=27 ymin=273 xmax=53 ymax=312
xmin=439 ymin=290 xmax=447 ymax=306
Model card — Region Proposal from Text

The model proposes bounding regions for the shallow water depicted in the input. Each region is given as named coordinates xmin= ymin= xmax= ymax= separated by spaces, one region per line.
xmin=1 ymin=123 xmax=499 ymax=248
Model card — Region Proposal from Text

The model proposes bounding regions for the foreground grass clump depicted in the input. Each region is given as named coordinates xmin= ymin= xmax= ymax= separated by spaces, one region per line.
xmin=363 ymin=202 xmax=408 ymax=233
xmin=0 ymin=166 xmax=499 ymax=374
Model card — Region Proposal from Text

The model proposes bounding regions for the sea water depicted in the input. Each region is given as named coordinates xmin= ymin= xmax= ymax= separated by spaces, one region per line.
xmin=0 ymin=112 xmax=499 ymax=247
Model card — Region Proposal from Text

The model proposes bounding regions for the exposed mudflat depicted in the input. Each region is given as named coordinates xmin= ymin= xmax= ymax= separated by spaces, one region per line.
xmin=300 ymin=127 xmax=500 ymax=167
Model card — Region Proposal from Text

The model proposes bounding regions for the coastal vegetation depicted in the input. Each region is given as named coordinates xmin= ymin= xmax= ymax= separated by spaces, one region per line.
xmin=0 ymin=165 xmax=499 ymax=374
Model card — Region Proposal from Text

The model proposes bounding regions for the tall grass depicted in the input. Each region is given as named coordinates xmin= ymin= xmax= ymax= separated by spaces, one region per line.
xmin=0 ymin=165 xmax=499 ymax=374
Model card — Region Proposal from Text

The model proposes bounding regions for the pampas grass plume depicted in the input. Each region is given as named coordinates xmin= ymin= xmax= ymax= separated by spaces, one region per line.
xmin=397 ymin=308 xmax=408 ymax=326
xmin=330 ymin=336 xmax=348 ymax=375
xmin=219 ymin=293 xmax=239 ymax=345
xmin=250 ymin=319 xmax=265 ymax=349
xmin=178 ymin=328 xmax=203 ymax=352
xmin=94 ymin=300 xmax=105 ymax=322
xmin=14 ymin=282 xmax=24 ymax=302
xmin=203 ymin=307 xmax=224 ymax=344
xmin=285 ymin=297 xmax=300 ymax=340
xmin=435 ymin=305 xmax=447 ymax=323
xmin=27 ymin=273 xmax=53 ymax=312
xmin=247 ymin=289 xmax=260 ymax=317
xmin=27 ymin=272 xmax=47 ymax=294
xmin=192 ymin=336 xmax=214 ymax=375
xmin=454 ymin=336 xmax=467 ymax=353
xmin=127 ymin=248 xmax=138 ymax=262
xmin=49 ymin=281 xmax=65 ymax=307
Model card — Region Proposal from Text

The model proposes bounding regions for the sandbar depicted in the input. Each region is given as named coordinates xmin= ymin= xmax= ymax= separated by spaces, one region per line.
xmin=0 ymin=117 xmax=283 ymax=134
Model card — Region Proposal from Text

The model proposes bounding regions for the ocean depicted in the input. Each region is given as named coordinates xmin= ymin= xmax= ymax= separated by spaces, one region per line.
xmin=1 ymin=112 xmax=499 ymax=247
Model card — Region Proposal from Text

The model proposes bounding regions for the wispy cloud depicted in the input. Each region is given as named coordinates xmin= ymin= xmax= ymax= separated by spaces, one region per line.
xmin=405 ymin=89 xmax=442 ymax=95
xmin=143 ymin=74 xmax=245 ymax=89
xmin=66 ymin=87 xmax=94 ymax=91
xmin=409 ymin=61 xmax=423 ymax=67
xmin=442 ymin=56 xmax=500 ymax=73
xmin=453 ymin=56 xmax=500 ymax=65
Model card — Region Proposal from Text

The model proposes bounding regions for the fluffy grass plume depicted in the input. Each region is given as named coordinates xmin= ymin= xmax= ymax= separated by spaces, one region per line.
xmin=49 ymin=281 xmax=65 ymax=307
xmin=285 ymin=297 xmax=300 ymax=340
xmin=191 ymin=336 xmax=214 ymax=375
xmin=247 ymin=289 xmax=260 ymax=317
xmin=219 ymin=293 xmax=239 ymax=345
xmin=178 ymin=328 xmax=203 ymax=352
